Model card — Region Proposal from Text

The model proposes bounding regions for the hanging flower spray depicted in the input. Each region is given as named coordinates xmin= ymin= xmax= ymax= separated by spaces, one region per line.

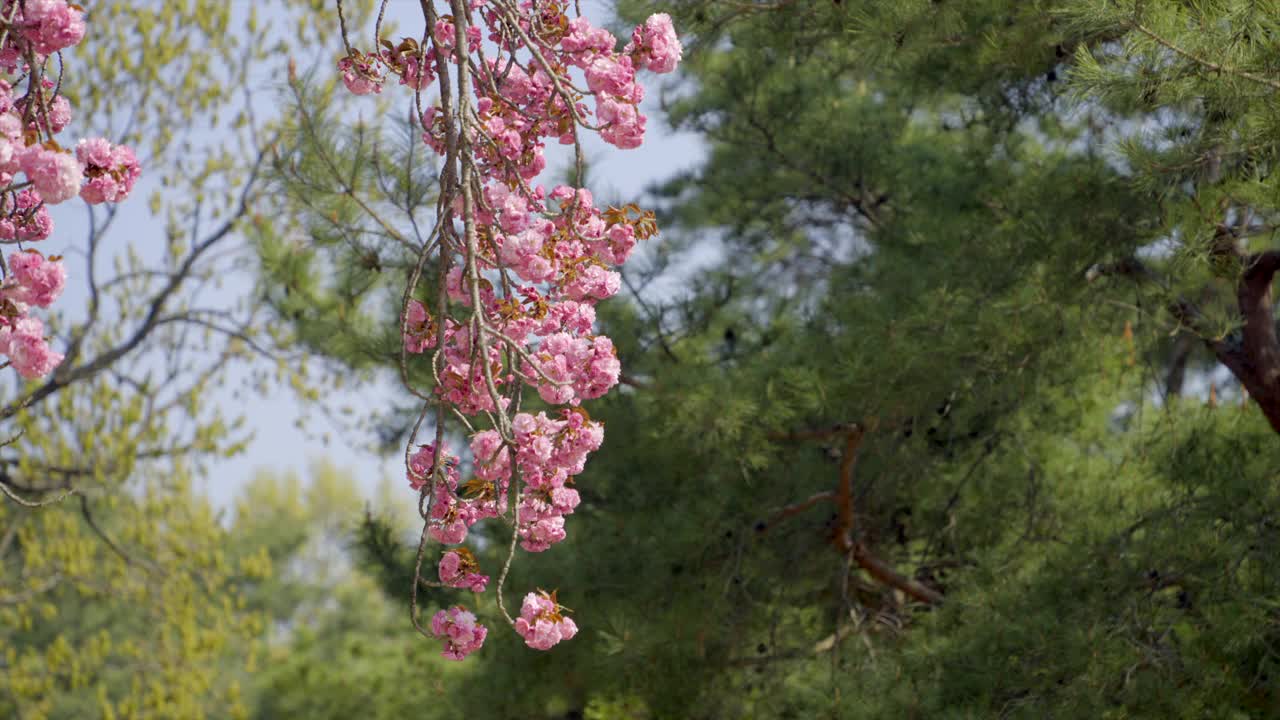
xmin=334 ymin=0 xmax=680 ymax=657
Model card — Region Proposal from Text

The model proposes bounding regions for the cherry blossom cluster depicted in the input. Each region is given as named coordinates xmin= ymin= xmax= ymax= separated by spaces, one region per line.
xmin=514 ymin=590 xmax=577 ymax=650
xmin=336 ymin=0 xmax=679 ymax=660
xmin=438 ymin=547 xmax=489 ymax=592
xmin=0 ymin=1 xmax=140 ymax=380
xmin=430 ymin=605 xmax=488 ymax=660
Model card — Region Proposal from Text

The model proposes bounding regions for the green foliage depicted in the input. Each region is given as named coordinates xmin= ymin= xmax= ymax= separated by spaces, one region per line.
xmin=1 ymin=2 xmax=343 ymax=717
xmin=254 ymin=75 xmax=438 ymax=372
xmin=229 ymin=464 xmax=471 ymax=720
xmin=255 ymin=0 xmax=1280 ymax=718
xmin=0 ymin=378 xmax=266 ymax=719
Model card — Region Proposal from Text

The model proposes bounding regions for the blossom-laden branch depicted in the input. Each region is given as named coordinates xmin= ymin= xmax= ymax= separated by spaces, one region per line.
xmin=332 ymin=0 xmax=682 ymax=659
xmin=0 ymin=1 xmax=144 ymax=509
xmin=0 ymin=3 xmax=140 ymax=385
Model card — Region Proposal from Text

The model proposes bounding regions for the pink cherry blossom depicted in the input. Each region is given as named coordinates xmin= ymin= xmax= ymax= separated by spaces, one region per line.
xmin=596 ymin=96 xmax=646 ymax=149
xmin=626 ymin=13 xmax=683 ymax=74
xmin=514 ymin=591 xmax=578 ymax=650
xmin=0 ymin=316 xmax=62 ymax=379
xmin=20 ymin=0 xmax=86 ymax=55
xmin=0 ymin=189 xmax=52 ymax=242
xmin=0 ymin=0 xmax=139 ymax=385
xmin=402 ymin=299 xmax=436 ymax=354
xmin=561 ymin=16 xmax=614 ymax=58
xmin=430 ymin=606 xmax=488 ymax=660
xmin=337 ymin=51 xmax=385 ymax=95
xmin=6 ymin=250 xmax=65 ymax=308
xmin=76 ymin=138 xmax=141 ymax=204
xmin=17 ymin=91 xmax=72 ymax=134
xmin=585 ymin=56 xmax=637 ymax=99
xmin=19 ymin=146 xmax=82 ymax=205
xmin=343 ymin=0 xmax=681 ymax=655
xmin=438 ymin=549 xmax=489 ymax=592
xmin=409 ymin=442 xmax=461 ymax=490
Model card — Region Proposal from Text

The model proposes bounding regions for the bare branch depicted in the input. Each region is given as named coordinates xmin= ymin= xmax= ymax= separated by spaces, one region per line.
xmin=0 ymin=143 xmax=274 ymax=420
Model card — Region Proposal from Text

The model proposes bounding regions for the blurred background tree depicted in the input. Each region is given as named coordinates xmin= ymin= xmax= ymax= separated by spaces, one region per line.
xmin=0 ymin=1 xmax=347 ymax=717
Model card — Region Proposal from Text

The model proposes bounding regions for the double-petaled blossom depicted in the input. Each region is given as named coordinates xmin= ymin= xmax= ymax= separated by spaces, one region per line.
xmin=402 ymin=299 xmax=437 ymax=354
xmin=19 ymin=145 xmax=81 ymax=205
xmin=431 ymin=606 xmax=488 ymax=660
xmin=0 ymin=316 xmax=61 ymax=380
xmin=0 ymin=189 xmax=52 ymax=242
xmin=438 ymin=549 xmax=489 ymax=593
xmin=15 ymin=85 xmax=72 ymax=134
xmin=337 ymin=51 xmax=385 ymax=95
xmin=626 ymin=13 xmax=682 ymax=74
xmin=76 ymin=138 xmax=141 ymax=204
xmin=514 ymin=591 xmax=577 ymax=650
xmin=5 ymin=250 xmax=64 ymax=308
xmin=16 ymin=0 xmax=85 ymax=55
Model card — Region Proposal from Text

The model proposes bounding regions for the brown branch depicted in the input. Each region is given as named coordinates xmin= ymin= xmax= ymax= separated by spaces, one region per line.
xmin=617 ymin=372 xmax=650 ymax=390
xmin=1222 ymin=249 xmax=1280 ymax=432
xmin=1090 ymin=251 xmax=1280 ymax=434
xmin=832 ymin=427 xmax=864 ymax=548
xmin=848 ymin=541 xmax=945 ymax=606
xmin=756 ymin=490 xmax=835 ymax=533
xmin=762 ymin=423 xmax=943 ymax=605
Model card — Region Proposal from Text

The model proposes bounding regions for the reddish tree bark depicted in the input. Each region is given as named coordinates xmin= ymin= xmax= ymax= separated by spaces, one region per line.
xmin=1214 ymin=251 xmax=1280 ymax=433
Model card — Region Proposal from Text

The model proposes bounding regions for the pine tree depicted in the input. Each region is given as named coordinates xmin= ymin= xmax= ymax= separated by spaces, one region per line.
xmin=259 ymin=0 xmax=1280 ymax=716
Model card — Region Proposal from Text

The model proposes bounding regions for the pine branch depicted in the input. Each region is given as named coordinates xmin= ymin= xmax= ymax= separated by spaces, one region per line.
xmin=761 ymin=423 xmax=943 ymax=605
xmin=1133 ymin=22 xmax=1280 ymax=92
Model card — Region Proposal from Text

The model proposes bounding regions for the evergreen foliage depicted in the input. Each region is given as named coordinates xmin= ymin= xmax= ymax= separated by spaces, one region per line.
xmin=257 ymin=0 xmax=1280 ymax=716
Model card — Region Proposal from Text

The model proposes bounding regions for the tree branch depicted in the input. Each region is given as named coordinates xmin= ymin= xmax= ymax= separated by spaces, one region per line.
xmin=1225 ymin=249 xmax=1280 ymax=431
xmin=848 ymin=541 xmax=945 ymax=606
xmin=762 ymin=423 xmax=943 ymax=605
xmin=1133 ymin=22 xmax=1280 ymax=92
xmin=79 ymin=494 xmax=155 ymax=572
xmin=756 ymin=490 xmax=835 ymax=533
xmin=0 ymin=143 xmax=273 ymax=421
xmin=1090 ymin=250 xmax=1280 ymax=433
